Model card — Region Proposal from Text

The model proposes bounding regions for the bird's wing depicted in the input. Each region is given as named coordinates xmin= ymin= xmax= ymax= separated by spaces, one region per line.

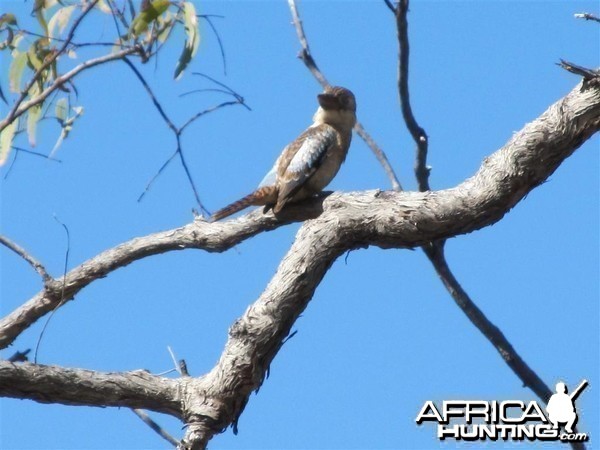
xmin=276 ymin=124 xmax=337 ymax=207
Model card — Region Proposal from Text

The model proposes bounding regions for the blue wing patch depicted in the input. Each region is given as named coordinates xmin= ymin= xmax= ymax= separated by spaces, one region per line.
xmin=287 ymin=126 xmax=337 ymax=175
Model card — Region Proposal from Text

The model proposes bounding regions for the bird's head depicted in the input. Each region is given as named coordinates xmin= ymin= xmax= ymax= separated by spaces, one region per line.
xmin=314 ymin=86 xmax=357 ymax=129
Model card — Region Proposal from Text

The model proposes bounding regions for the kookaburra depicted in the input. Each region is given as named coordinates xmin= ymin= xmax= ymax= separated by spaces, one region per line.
xmin=211 ymin=86 xmax=356 ymax=221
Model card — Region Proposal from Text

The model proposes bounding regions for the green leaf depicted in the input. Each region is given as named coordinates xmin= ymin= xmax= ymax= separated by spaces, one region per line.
xmin=156 ymin=11 xmax=173 ymax=43
xmin=0 ymin=27 xmax=14 ymax=51
xmin=0 ymin=13 xmax=17 ymax=27
xmin=33 ymin=0 xmax=49 ymax=37
xmin=9 ymin=52 xmax=28 ymax=92
xmin=48 ymin=5 xmax=76 ymax=39
xmin=95 ymin=0 xmax=113 ymax=14
xmin=55 ymin=97 xmax=68 ymax=123
xmin=130 ymin=0 xmax=171 ymax=37
xmin=27 ymin=43 xmax=44 ymax=71
xmin=9 ymin=32 xmax=24 ymax=51
xmin=0 ymin=118 xmax=18 ymax=166
xmin=50 ymin=105 xmax=84 ymax=157
xmin=174 ymin=2 xmax=200 ymax=80
xmin=27 ymin=104 xmax=43 ymax=147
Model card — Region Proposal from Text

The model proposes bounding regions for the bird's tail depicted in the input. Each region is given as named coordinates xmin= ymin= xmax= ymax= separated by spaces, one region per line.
xmin=210 ymin=186 xmax=277 ymax=222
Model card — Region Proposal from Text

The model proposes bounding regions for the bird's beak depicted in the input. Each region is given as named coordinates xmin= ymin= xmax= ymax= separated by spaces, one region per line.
xmin=317 ymin=93 xmax=340 ymax=110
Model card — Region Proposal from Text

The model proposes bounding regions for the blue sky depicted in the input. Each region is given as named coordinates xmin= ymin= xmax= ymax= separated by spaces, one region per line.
xmin=0 ymin=1 xmax=598 ymax=449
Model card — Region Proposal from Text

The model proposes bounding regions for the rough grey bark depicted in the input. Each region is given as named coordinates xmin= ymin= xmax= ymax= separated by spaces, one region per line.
xmin=1 ymin=78 xmax=599 ymax=449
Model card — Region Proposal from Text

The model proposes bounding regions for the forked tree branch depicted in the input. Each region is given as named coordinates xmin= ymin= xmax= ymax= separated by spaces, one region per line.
xmin=1 ymin=78 xmax=599 ymax=449
xmin=390 ymin=0 xmax=579 ymax=425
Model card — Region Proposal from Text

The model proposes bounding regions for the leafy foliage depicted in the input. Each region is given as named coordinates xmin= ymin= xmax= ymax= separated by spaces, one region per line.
xmin=0 ymin=0 xmax=202 ymax=165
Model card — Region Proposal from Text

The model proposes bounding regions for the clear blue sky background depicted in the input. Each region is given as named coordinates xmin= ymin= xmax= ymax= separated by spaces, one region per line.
xmin=0 ymin=1 xmax=598 ymax=449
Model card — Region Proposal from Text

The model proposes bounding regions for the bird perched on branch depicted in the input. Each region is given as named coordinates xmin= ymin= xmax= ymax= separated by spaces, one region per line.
xmin=211 ymin=86 xmax=356 ymax=221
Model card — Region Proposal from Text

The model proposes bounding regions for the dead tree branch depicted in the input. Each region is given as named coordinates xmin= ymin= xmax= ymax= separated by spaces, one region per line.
xmin=574 ymin=12 xmax=600 ymax=23
xmin=0 ymin=361 xmax=181 ymax=415
xmin=0 ymin=235 xmax=53 ymax=285
xmin=392 ymin=0 xmax=566 ymax=420
xmin=0 ymin=78 xmax=598 ymax=448
xmin=132 ymin=409 xmax=180 ymax=446
xmin=394 ymin=0 xmax=429 ymax=191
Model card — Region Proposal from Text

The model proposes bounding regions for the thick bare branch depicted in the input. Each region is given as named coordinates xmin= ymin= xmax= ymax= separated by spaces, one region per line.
xmin=181 ymin=80 xmax=599 ymax=445
xmin=0 ymin=216 xmax=292 ymax=350
xmin=183 ymin=78 xmax=600 ymax=443
xmin=0 ymin=361 xmax=181 ymax=416
xmin=0 ymin=79 xmax=598 ymax=448
xmin=180 ymin=215 xmax=349 ymax=445
xmin=1 ymin=79 xmax=598 ymax=353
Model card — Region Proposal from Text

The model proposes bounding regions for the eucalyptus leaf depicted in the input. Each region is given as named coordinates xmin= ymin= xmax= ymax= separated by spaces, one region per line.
xmin=33 ymin=0 xmax=49 ymax=37
xmin=130 ymin=0 xmax=171 ymax=37
xmin=0 ymin=118 xmax=18 ymax=166
xmin=27 ymin=105 xmax=43 ymax=146
xmin=174 ymin=2 xmax=200 ymax=80
xmin=0 ymin=13 xmax=17 ymax=27
xmin=9 ymin=52 xmax=28 ymax=93
xmin=48 ymin=5 xmax=76 ymax=39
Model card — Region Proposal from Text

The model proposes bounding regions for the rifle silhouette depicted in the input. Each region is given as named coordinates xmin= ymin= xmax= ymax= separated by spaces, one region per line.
xmin=569 ymin=379 xmax=588 ymax=401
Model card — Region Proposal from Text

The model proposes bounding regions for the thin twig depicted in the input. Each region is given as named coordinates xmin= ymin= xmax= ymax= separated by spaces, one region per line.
xmin=137 ymin=149 xmax=178 ymax=202
xmin=179 ymin=100 xmax=243 ymax=133
xmin=106 ymin=0 xmax=128 ymax=40
xmin=122 ymin=58 xmax=210 ymax=213
xmin=179 ymin=88 xmax=237 ymax=98
xmin=395 ymin=0 xmax=429 ymax=191
xmin=12 ymin=146 xmax=62 ymax=162
xmin=557 ymin=59 xmax=600 ymax=80
xmin=0 ymin=46 xmax=139 ymax=132
xmin=0 ymin=235 xmax=53 ymax=285
xmin=200 ymin=16 xmax=227 ymax=75
xmin=191 ymin=72 xmax=251 ymax=110
xmin=122 ymin=57 xmax=178 ymax=133
xmin=3 ymin=147 xmax=61 ymax=180
xmin=125 ymin=63 xmax=246 ymax=213
xmin=288 ymin=0 xmax=402 ymax=191
xmin=34 ymin=216 xmax=70 ymax=363
xmin=17 ymin=29 xmax=131 ymax=48
xmin=423 ymin=243 xmax=552 ymax=402
xmin=167 ymin=346 xmax=181 ymax=375
xmin=176 ymin=136 xmax=210 ymax=216
xmin=574 ymin=12 xmax=600 ymax=23
xmin=354 ymin=123 xmax=402 ymax=190
xmin=167 ymin=346 xmax=189 ymax=376
xmin=132 ymin=409 xmax=180 ymax=447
